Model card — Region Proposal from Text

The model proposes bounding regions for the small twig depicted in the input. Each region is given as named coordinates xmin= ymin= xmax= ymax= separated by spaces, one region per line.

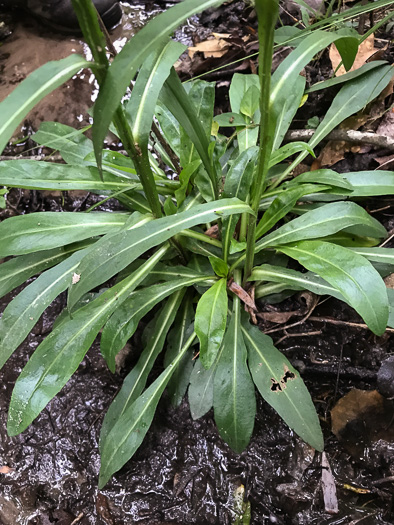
xmin=285 ymin=129 xmax=394 ymax=153
xmin=380 ymin=228 xmax=394 ymax=247
xmin=275 ymin=329 xmax=322 ymax=345
xmin=308 ymin=316 xmax=394 ymax=333
xmin=333 ymin=344 xmax=343 ymax=403
xmin=371 ymin=476 xmax=394 ymax=486
xmin=70 ymin=513 xmax=84 ymax=525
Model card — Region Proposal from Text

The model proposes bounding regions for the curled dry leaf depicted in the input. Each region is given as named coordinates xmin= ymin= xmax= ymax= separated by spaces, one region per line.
xmin=188 ymin=33 xmax=232 ymax=59
xmin=228 ymin=279 xmax=257 ymax=311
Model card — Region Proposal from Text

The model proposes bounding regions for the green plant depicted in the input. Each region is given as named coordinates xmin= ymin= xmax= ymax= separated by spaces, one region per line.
xmin=1 ymin=0 xmax=394 ymax=488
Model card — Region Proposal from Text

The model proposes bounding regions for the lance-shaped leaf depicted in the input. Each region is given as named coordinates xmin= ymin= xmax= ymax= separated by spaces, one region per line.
xmin=92 ymin=0 xmax=225 ymax=169
xmin=221 ymin=147 xmax=258 ymax=261
xmin=32 ymin=121 xmax=93 ymax=165
xmin=164 ymin=296 xmax=195 ymax=407
xmin=214 ymin=300 xmax=256 ymax=453
xmin=249 ymin=264 xmax=345 ymax=301
xmin=7 ymin=245 xmax=168 ymax=436
xmin=101 ymin=274 xmax=212 ymax=372
xmin=256 ymin=201 xmax=386 ymax=252
xmin=288 ymin=65 xmax=394 ymax=170
xmin=241 ymin=319 xmax=323 ymax=451
xmin=160 ymin=69 xmax=218 ymax=197
xmin=350 ymin=247 xmax=394 ymax=266
xmin=0 ymin=247 xmax=92 ymax=370
xmin=68 ymin=198 xmax=253 ymax=310
xmin=0 ymin=54 xmax=90 ymax=155
xmin=269 ymin=142 xmax=315 ymax=168
xmin=0 ymin=161 xmax=139 ymax=192
xmin=270 ymin=30 xmax=359 ymax=149
xmin=306 ymin=61 xmax=387 ymax=93
xmin=286 ymin=169 xmax=353 ymax=190
xmin=309 ymin=65 xmax=394 ymax=149
xmin=0 ymin=243 xmax=91 ymax=300
xmin=189 ymin=356 xmax=219 ymax=420
xmin=256 ymin=184 xmax=331 ymax=239
xmin=278 ymin=240 xmax=389 ymax=335
xmin=343 ymin=171 xmax=394 ymax=197
xmin=195 ymin=278 xmax=228 ymax=369
xmin=0 ymin=212 xmax=129 ymax=257
xmin=126 ymin=40 xmax=185 ymax=146
xmin=100 ymin=290 xmax=185 ymax=444
xmin=99 ymin=331 xmax=197 ymax=488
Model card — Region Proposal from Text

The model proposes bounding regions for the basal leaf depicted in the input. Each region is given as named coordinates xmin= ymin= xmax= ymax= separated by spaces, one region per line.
xmin=256 ymin=184 xmax=330 ymax=239
xmin=100 ymin=290 xmax=185 ymax=443
xmin=241 ymin=319 xmax=323 ymax=451
xmin=7 ymin=245 xmax=169 ymax=436
xmin=188 ymin=357 xmax=217 ymax=420
xmin=256 ymin=201 xmax=386 ymax=252
xmin=99 ymin=331 xmax=197 ymax=488
xmin=101 ymin=274 xmax=212 ymax=372
xmin=0 ymin=244 xmax=90 ymax=300
xmin=222 ymin=147 xmax=258 ymax=261
xmin=68 ymin=198 xmax=253 ymax=311
xmin=249 ymin=264 xmax=345 ymax=301
xmin=0 ymin=212 xmax=129 ymax=257
xmin=0 ymin=247 xmax=91 ymax=370
xmin=0 ymin=161 xmax=139 ymax=192
xmin=214 ymin=300 xmax=256 ymax=453
xmin=279 ymin=240 xmax=389 ymax=335
xmin=195 ymin=278 xmax=228 ymax=369
xmin=164 ymin=296 xmax=195 ymax=407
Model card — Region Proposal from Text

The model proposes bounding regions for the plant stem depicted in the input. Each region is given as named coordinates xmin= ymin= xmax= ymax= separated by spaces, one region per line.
xmin=72 ymin=0 xmax=163 ymax=218
xmin=243 ymin=0 xmax=279 ymax=281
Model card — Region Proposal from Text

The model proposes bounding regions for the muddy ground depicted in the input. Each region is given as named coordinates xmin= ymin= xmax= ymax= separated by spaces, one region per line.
xmin=0 ymin=1 xmax=394 ymax=524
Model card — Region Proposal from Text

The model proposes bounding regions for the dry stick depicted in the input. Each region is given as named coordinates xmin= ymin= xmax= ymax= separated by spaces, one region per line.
xmin=275 ymin=329 xmax=322 ymax=345
xmin=308 ymin=315 xmax=394 ymax=333
xmin=285 ymin=129 xmax=394 ymax=153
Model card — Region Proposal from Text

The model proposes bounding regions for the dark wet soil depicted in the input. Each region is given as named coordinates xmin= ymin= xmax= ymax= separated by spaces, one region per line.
xmin=1 ymin=1 xmax=394 ymax=524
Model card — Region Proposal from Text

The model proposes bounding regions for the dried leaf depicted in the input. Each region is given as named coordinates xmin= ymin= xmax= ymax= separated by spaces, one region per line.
xmin=228 ymin=280 xmax=257 ymax=310
xmin=189 ymin=34 xmax=231 ymax=59
xmin=321 ymin=452 xmax=339 ymax=515
xmin=0 ymin=465 xmax=15 ymax=474
xmin=329 ymin=35 xmax=377 ymax=76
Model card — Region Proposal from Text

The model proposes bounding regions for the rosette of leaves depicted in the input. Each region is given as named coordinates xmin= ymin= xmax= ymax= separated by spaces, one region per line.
xmin=0 ymin=0 xmax=394 ymax=488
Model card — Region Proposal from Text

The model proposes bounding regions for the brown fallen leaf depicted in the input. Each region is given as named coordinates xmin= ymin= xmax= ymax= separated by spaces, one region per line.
xmin=331 ymin=389 xmax=394 ymax=457
xmin=329 ymin=34 xmax=378 ymax=76
xmin=188 ymin=33 xmax=232 ymax=59
xmin=257 ymin=310 xmax=298 ymax=324
xmin=228 ymin=280 xmax=257 ymax=311
xmin=0 ymin=465 xmax=15 ymax=474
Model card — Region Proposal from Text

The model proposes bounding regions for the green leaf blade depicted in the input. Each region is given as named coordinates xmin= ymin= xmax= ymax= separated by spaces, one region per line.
xmin=195 ymin=278 xmax=228 ymax=369
xmin=279 ymin=240 xmax=389 ymax=335
xmin=213 ymin=302 xmax=256 ymax=453
xmin=68 ymin=198 xmax=253 ymax=311
xmin=242 ymin=320 xmax=323 ymax=451
xmin=0 ymin=54 xmax=90 ymax=155
xmin=0 ymin=212 xmax=129 ymax=257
